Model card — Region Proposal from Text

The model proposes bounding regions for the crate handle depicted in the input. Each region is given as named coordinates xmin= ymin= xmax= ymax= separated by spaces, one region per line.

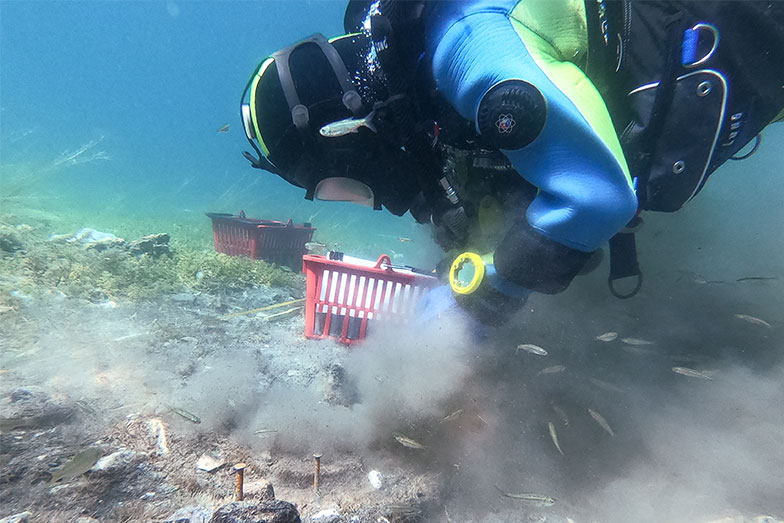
xmin=374 ymin=254 xmax=393 ymax=269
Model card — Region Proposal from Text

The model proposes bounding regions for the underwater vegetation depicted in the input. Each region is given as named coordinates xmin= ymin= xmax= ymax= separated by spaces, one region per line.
xmin=0 ymin=220 xmax=303 ymax=306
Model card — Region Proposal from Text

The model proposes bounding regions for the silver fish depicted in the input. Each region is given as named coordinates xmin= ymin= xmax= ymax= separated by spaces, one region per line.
xmin=672 ymin=366 xmax=713 ymax=380
xmin=588 ymin=377 xmax=625 ymax=394
xmin=50 ymin=447 xmax=103 ymax=484
xmin=319 ymin=110 xmax=377 ymax=137
xmin=393 ymin=433 xmax=426 ymax=449
xmin=537 ymin=365 xmax=566 ymax=375
xmin=0 ymin=416 xmax=46 ymax=432
xmin=494 ymin=485 xmax=555 ymax=506
xmin=595 ymin=331 xmax=618 ymax=342
xmin=587 ymin=408 xmax=615 ymax=437
xmin=440 ymin=408 xmax=464 ymax=423
xmin=621 ymin=337 xmax=655 ymax=346
xmin=548 ymin=422 xmax=564 ymax=456
xmin=168 ymin=405 xmax=201 ymax=424
xmin=75 ymin=400 xmax=97 ymax=415
xmin=621 ymin=345 xmax=656 ymax=356
xmin=734 ymin=314 xmax=773 ymax=328
xmin=516 ymin=344 xmax=548 ymax=356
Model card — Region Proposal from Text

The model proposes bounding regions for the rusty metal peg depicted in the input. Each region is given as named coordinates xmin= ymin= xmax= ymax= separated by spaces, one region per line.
xmin=234 ymin=462 xmax=247 ymax=501
xmin=313 ymin=453 xmax=322 ymax=492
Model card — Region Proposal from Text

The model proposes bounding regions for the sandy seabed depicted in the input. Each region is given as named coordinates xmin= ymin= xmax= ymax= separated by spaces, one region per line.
xmin=2 ymin=231 xmax=784 ymax=523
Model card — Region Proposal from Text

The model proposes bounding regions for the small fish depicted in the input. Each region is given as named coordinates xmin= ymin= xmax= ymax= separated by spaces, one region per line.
xmin=736 ymin=276 xmax=777 ymax=282
xmin=319 ymin=110 xmax=376 ymax=137
xmin=734 ymin=314 xmax=773 ymax=328
xmin=0 ymin=416 xmax=44 ymax=432
xmin=494 ymin=486 xmax=555 ymax=506
xmin=50 ymin=447 xmax=103 ymax=484
xmin=168 ymin=405 xmax=201 ymax=424
xmin=75 ymin=400 xmax=97 ymax=415
xmin=620 ymin=337 xmax=655 ymax=346
xmin=548 ymin=422 xmax=564 ymax=456
xmin=621 ymin=345 xmax=656 ymax=356
xmin=587 ymin=408 xmax=615 ymax=437
xmin=398 ymin=237 xmax=412 ymax=243
xmin=672 ymin=366 xmax=713 ymax=380
xmin=393 ymin=433 xmax=426 ymax=449
xmin=588 ymin=377 xmax=625 ymax=394
xmin=552 ymin=404 xmax=569 ymax=426
xmin=537 ymin=365 xmax=566 ymax=375
xmin=440 ymin=408 xmax=464 ymax=423
xmin=254 ymin=429 xmax=278 ymax=435
xmin=216 ymin=123 xmax=230 ymax=133
xmin=516 ymin=344 xmax=548 ymax=356
xmin=595 ymin=331 xmax=618 ymax=342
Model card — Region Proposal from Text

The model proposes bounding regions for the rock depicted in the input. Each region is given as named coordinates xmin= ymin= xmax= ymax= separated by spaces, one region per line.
xmin=196 ymin=453 xmax=224 ymax=472
xmin=163 ymin=506 xmax=212 ymax=523
xmin=67 ymin=227 xmax=126 ymax=251
xmin=9 ymin=388 xmax=34 ymax=403
xmin=309 ymin=509 xmax=340 ymax=522
xmin=367 ymin=470 xmax=383 ymax=490
xmin=127 ymin=233 xmax=170 ymax=257
xmin=321 ymin=363 xmax=358 ymax=407
xmin=244 ymin=479 xmax=275 ymax=501
xmin=0 ymin=229 xmax=23 ymax=253
xmin=91 ymin=450 xmax=137 ymax=473
xmin=0 ymin=512 xmax=32 ymax=523
xmin=208 ymin=501 xmax=301 ymax=523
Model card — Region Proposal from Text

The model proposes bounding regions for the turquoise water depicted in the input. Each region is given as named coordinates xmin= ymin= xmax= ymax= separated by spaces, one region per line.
xmin=2 ymin=2 xmax=784 ymax=521
xmin=0 ymin=0 xmax=436 ymax=263
xmin=2 ymin=1 xmax=782 ymax=270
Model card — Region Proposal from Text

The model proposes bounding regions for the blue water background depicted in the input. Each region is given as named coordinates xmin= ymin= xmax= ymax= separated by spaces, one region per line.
xmin=0 ymin=0 xmax=782 ymax=275
xmin=0 ymin=0 xmax=440 ymax=265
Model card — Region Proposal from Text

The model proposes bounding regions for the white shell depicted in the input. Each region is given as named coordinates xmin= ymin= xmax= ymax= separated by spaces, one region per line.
xmin=368 ymin=470 xmax=383 ymax=489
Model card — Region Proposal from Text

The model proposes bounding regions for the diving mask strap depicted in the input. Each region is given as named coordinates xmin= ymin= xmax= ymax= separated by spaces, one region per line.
xmin=272 ymin=33 xmax=364 ymax=133
xmin=272 ymin=46 xmax=309 ymax=132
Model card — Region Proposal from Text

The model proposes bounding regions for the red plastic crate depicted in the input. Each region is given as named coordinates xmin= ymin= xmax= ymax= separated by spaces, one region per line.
xmin=207 ymin=211 xmax=315 ymax=267
xmin=302 ymin=253 xmax=439 ymax=344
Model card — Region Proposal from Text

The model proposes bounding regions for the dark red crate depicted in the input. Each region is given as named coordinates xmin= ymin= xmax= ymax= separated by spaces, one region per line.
xmin=207 ymin=212 xmax=315 ymax=267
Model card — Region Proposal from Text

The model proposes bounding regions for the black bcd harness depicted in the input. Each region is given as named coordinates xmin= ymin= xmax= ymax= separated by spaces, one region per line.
xmin=584 ymin=0 xmax=784 ymax=298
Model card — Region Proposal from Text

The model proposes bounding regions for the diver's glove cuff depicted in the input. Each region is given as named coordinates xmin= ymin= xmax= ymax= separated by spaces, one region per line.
xmin=453 ymin=261 xmax=529 ymax=327
xmin=484 ymin=264 xmax=532 ymax=300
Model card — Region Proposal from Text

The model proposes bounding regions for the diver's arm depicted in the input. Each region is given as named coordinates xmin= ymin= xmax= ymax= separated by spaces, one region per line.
xmin=429 ymin=8 xmax=637 ymax=293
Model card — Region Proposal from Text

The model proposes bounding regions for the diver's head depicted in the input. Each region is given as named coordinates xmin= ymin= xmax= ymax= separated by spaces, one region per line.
xmin=240 ymin=33 xmax=419 ymax=216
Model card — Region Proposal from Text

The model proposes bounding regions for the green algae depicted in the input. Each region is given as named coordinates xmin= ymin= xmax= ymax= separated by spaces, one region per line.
xmin=0 ymin=223 xmax=303 ymax=305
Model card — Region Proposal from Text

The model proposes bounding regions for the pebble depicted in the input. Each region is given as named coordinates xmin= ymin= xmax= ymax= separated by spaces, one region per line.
xmin=310 ymin=508 xmax=340 ymax=522
xmin=196 ymin=453 xmax=224 ymax=472
xmin=0 ymin=512 xmax=32 ymax=523
xmin=162 ymin=506 xmax=211 ymax=523
xmin=91 ymin=450 xmax=137 ymax=472
xmin=368 ymin=470 xmax=383 ymax=490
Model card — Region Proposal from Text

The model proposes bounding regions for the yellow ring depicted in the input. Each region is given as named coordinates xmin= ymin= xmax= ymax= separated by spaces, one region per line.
xmin=449 ymin=252 xmax=485 ymax=295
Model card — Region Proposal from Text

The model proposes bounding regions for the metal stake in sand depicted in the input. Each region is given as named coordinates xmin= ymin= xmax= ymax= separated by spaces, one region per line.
xmin=313 ymin=453 xmax=322 ymax=493
xmin=234 ymin=462 xmax=247 ymax=501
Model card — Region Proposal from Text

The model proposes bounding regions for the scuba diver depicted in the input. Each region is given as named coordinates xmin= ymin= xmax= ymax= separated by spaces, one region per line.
xmin=239 ymin=1 xmax=784 ymax=325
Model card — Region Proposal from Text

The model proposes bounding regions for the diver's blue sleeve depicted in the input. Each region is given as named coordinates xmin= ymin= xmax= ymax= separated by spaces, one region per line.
xmin=426 ymin=6 xmax=638 ymax=253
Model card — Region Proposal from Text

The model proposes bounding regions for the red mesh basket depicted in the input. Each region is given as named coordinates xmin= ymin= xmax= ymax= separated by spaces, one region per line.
xmin=207 ymin=212 xmax=315 ymax=267
xmin=302 ymin=253 xmax=439 ymax=344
